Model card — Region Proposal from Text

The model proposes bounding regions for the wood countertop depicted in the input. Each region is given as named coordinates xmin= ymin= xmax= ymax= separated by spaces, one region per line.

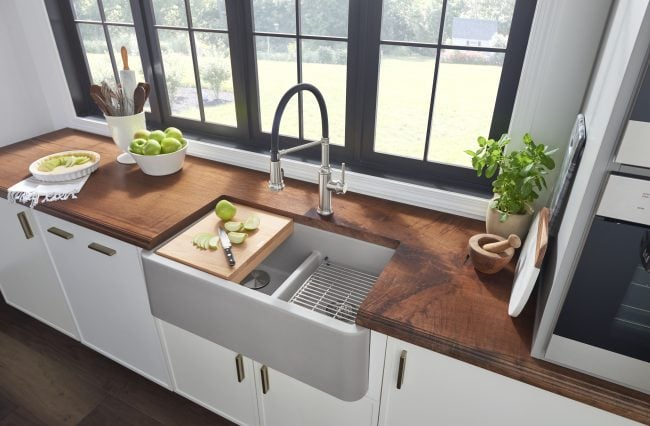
xmin=1 ymin=129 xmax=647 ymax=423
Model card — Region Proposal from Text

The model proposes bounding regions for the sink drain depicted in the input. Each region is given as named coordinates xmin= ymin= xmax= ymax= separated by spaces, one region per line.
xmin=241 ymin=269 xmax=271 ymax=290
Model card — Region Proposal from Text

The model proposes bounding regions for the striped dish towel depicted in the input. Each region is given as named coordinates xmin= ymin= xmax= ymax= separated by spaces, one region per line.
xmin=8 ymin=175 xmax=90 ymax=207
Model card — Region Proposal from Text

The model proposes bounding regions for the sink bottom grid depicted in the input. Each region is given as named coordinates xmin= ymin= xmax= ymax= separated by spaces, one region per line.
xmin=288 ymin=257 xmax=378 ymax=324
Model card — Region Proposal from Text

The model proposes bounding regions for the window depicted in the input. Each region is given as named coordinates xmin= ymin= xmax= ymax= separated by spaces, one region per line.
xmin=47 ymin=0 xmax=536 ymax=195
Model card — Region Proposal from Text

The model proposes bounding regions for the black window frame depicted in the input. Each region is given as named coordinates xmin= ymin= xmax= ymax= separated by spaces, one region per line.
xmin=46 ymin=0 xmax=537 ymax=196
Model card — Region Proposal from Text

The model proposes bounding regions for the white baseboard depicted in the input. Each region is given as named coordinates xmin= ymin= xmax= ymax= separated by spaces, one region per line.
xmin=70 ymin=117 xmax=489 ymax=220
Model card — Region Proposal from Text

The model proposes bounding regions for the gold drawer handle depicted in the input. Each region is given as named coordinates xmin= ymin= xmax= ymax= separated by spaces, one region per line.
xmin=88 ymin=242 xmax=116 ymax=256
xmin=261 ymin=365 xmax=270 ymax=394
xmin=47 ymin=227 xmax=73 ymax=240
xmin=17 ymin=212 xmax=34 ymax=239
xmin=397 ymin=350 xmax=407 ymax=389
xmin=235 ymin=354 xmax=245 ymax=383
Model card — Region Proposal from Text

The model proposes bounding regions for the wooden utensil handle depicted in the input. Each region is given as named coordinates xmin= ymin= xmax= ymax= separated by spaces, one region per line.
xmin=483 ymin=234 xmax=521 ymax=253
xmin=120 ymin=46 xmax=129 ymax=70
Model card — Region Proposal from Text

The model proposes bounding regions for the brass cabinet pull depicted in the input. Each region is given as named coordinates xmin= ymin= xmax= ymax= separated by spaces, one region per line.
xmin=16 ymin=212 xmax=34 ymax=239
xmin=261 ymin=365 xmax=270 ymax=394
xmin=235 ymin=354 xmax=245 ymax=383
xmin=47 ymin=227 xmax=73 ymax=240
xmin=88 ymin=242 xmax=116 ymax=256
xmin=397 ymin=350 xmax=407 ymax=389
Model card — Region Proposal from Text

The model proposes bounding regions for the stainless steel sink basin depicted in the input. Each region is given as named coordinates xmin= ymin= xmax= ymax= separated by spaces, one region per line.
xmin=142 ymin=223 xmax=395 ymax=401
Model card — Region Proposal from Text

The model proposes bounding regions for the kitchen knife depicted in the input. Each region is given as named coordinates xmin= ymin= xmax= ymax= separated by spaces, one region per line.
xmin=218 ymin=228 xmax=236 ymax=267
xmin=119 ymin=46 xmax=137 ymax=115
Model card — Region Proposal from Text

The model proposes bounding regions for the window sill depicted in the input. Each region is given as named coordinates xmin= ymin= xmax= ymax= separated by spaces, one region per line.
xmin=70 ymin=116 xmax=489 ymax=220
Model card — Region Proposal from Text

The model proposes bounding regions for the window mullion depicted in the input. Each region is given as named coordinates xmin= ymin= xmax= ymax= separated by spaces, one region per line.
xmin=133 ymin=0 xmax=170 ymax=125
xmin=184 ymin=0 xmax=206 ymax=123
xmin=357 ymin=0 xmax=383 ymax=162
xmin=129 ymin=0 xmax=161 ymax=124
xmin=488 ymin=0 xmax=538 ymax=140
xmin=95 ymin=0 xmax=120 ymax=86
xmin=422 ymin=0 xmax=448 ymax=162
xmin=225 ymin=0 xmax=255 ymax=141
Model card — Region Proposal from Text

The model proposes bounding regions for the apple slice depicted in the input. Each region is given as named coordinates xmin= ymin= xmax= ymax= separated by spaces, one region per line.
xmin=224 ymin=221 xmax=243 ymax=232
xmin=227 ymin=232 xmax=247 ymax=244
xmin=243 ymin=215 xmax=260 ymax=231
xmin=208 ymin=236 xmax=219 ymax=250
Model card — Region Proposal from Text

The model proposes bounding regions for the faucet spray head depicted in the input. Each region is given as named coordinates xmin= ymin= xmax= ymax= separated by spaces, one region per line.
xmin=268 ymin=160 xmax=285 ymax=192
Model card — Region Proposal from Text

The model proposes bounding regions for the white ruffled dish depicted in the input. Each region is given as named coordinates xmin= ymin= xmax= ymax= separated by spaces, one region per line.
xmin=29 ymin=150 xmax=101 ymax=182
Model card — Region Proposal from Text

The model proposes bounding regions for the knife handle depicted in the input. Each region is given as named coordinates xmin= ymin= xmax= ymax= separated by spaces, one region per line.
xmin=225 ymin=247 xmax=236 ymax=266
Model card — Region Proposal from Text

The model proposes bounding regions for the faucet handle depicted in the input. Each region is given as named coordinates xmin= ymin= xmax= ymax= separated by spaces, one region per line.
xmin=338 ymin=163 xmax=347 ymax=194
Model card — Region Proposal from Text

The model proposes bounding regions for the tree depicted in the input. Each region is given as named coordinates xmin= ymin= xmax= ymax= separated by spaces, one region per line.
xmin=204 ymin=61 xmax=231 ymax=99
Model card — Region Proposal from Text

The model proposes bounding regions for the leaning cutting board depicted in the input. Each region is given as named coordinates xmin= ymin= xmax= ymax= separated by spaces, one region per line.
xmin=156 ymin=203 xmax=293 ymax=283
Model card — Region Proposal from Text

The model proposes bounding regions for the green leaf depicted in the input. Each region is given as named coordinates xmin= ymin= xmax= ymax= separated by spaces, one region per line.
xmin=499 ymin=211 xmax=508 ymax=222
xmin=478 ymin=136 xmax=487 ymax=147
xmin=486 ymin=163 xmax=498 ymax=178
xmin=541 ymin=155 xmax=555 ymax=170
xmin=464 ymin=150 xmax=476 ymax=157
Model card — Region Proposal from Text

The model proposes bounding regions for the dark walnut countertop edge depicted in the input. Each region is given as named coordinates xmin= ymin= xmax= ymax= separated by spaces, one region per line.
xmin=0 ymin=129 xmax=647 ymax=424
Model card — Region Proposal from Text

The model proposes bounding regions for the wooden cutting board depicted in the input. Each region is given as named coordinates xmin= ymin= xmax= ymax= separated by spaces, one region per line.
xmin=156 ymin=204 xmax=293 ymax=283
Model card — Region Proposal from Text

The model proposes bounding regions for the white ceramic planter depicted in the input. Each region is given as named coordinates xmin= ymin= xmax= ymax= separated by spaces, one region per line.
xmin=105 ymin=112 xmax=146 ymax=165
xmin=485 ymin=205 xmax=533 ymax=240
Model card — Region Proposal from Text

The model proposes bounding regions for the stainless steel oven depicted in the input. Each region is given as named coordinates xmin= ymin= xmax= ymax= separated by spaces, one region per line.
xmin=545 ymin=175 xmax=650 ymax=393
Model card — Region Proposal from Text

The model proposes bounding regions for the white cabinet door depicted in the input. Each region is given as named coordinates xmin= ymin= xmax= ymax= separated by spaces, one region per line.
xmin=253 ymin=362 xmax=378 ymax=426
xmin=36 ymin=212 xmax=170 ymax=387
xmin=0 ymin=199 xmax=78 ymax=338
xmin=379 ymin=337 xmax=639 ymax=426
xmin=159 ymin=320 xmax=260 ymax=426
xmin=253 ymin=332 xmax=385 ymax=426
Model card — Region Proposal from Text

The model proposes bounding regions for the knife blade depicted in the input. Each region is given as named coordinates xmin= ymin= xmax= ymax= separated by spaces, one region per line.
xmin=218 ymin=228 xmax=236 ymax=267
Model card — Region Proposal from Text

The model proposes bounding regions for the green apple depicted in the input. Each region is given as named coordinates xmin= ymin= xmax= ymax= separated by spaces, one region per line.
xmin=143 ymin=139 xmax=162 ymax=155
xmin=215 ymin=199 xmax=237 ymax=221
xmin=129 ymin=138 xmax=147 ymax=155
xmin=164 ymin=127 xmax=183 ymax=141
xmin=149 ymin=130 xmax=166 ymax=143
xmin=180 ymin=138 xmax=188 ymax=148
xmin=161 ymin=137 xmax=182 ymax=154
xmin=133 ymin=129 xmax=150 ymax=140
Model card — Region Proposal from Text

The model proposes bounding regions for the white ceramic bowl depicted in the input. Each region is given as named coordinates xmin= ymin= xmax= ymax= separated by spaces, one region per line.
xmin=130 ymin=143 xmax=188 ymax=176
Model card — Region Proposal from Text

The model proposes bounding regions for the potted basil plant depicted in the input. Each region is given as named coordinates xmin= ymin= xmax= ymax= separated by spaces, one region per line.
xmin=465 ymin=133 xmax=556 ymax=239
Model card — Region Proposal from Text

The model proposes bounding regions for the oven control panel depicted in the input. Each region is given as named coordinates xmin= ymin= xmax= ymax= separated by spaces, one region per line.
xmin=597 ymin=175 xmax=650 ymax=226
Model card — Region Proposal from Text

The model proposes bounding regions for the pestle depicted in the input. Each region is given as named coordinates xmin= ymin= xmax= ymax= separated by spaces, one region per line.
xmin=482 ymin=234 xmax=521 ymax=253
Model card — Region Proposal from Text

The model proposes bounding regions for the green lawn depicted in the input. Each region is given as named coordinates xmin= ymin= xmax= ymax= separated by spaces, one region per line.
xmin=88 ymin=52 xmax=502 ymax=167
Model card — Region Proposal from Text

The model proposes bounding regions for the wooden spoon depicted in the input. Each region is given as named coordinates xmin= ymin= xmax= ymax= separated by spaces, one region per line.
xmin=90 ymin=92 xmax=111 ymax=116
xmin=133 ymin=85 xmax=146 ymax=114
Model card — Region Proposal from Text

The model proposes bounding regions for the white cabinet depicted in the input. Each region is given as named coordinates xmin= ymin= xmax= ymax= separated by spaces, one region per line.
xmin=0 ymin=199 xmax=78 ymax=338
xmin=379 ymin=337 xmax=639 ymax=426
xmin=158 ymin=320 xmax=384 ymax=426
xmin=36 ymin=211 xmax=171 ymax=387
xmin=253 ymin=363 xmax=378 ymax=426
xmin=158 ymin=320 xmax=260 ymax=426
xmin=253 ymin=332 xmax=385 ymax=426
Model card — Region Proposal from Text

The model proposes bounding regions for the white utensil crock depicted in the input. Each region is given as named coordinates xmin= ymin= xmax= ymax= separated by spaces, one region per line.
xmin=105 ymin=111 xmax=146 ymax=164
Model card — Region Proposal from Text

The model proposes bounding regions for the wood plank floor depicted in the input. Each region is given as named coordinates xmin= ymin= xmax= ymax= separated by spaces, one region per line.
xmin=0 ymin=293 xmax=235 ymax=426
